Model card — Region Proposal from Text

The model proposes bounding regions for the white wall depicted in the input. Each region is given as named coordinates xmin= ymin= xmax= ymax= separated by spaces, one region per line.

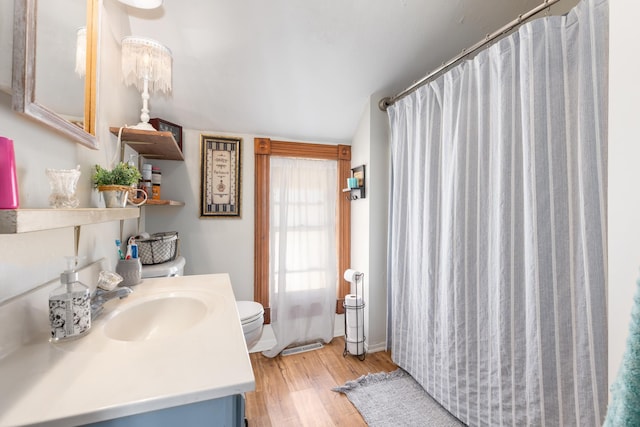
xmin=369 ymin=94 xmax=390 ymax=350
xmin=0 ymin=90 xmax=78 ymax=301
xmin=0 ymin=1 xmax=140 ymax=304
xmin=350 ymin=101 xmax=371 ymax=345
xmin=607 ymin=0 xmax=639 ymax=390
xmin=145 ymin=123 xmax=392 ymax=351
xmin=144 ymin=129 xmax=256 ymax=300
xmin=0 ymin=0 xmax=376 ymax=341
xmin=144 ymin=131 xmax=349 ymax=303
xmin=350 ymin=92 xmax=389 ymax=352
xmin=3 ymin=0 xmax=616 ymax=373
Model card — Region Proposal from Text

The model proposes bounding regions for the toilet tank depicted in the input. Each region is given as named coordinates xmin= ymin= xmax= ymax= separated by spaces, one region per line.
xmin=140 ymin=256 xmax=186 ymax=278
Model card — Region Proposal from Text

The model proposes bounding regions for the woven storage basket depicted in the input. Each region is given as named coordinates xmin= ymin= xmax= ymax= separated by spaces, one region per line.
xmin=136 ymin=232 xmax=179 ymax=265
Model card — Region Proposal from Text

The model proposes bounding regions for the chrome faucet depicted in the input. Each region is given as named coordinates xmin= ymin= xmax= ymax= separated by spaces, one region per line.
xmin=91 ymin=287 xmax=133 ymax=320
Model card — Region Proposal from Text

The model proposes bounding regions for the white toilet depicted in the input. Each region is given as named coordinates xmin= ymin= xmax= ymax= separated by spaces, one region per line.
xmin=140 ymin=257 xmax=264 ymax=349
xmin=236 ymin=300 xmax=264 ymax=349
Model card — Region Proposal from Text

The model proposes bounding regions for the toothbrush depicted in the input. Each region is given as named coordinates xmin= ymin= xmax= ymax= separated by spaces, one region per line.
xmin=115 ymin=240 xmax=124 ymax=260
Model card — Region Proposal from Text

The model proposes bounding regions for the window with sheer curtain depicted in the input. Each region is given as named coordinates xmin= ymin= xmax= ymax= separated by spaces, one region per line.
xmin=253 ymin=138 xmax=352 ymax=326
xmin=261 ymin=157 xmax=338 ymax=357
xmin=271 ymin=160 xmax=335 ymax=296
xmin=254 ymin=139 xmax=352 ymax=356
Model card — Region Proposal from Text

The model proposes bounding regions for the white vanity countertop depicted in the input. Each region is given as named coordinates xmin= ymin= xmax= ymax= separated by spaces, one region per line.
xmin=0 ymin=273 xmax=255 ymax=427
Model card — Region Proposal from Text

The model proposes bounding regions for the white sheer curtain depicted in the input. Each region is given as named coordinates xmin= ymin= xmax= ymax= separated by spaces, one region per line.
xmin=387 ymin=0 xmax=608 ymax=425
xmin=262 ymin=157 xmax=338 ymax=357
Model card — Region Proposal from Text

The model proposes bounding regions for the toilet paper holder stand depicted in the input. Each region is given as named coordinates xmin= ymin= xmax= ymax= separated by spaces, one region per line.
xmin=343 ymin=272 xmax=366 ymax=360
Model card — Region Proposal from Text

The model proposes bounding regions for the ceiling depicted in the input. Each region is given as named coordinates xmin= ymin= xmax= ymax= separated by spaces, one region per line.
xmin=124 ymin=0 xmax=572 ymax=143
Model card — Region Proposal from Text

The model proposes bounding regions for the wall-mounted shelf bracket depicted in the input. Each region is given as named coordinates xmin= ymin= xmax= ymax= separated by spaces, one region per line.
xmin=74 ymin=225 xmax=81 ymax=263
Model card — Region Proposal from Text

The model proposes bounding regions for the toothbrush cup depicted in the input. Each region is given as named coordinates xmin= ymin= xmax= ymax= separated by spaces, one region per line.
xmin=115 ymin=258 xmax=142 ymax=286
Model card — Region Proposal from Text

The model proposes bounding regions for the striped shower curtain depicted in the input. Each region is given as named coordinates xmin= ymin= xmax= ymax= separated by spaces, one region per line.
xmin=387 ymin=0 xmax=608 ymax=425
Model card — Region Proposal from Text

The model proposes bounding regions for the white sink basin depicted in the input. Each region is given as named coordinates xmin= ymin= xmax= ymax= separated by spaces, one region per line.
xmin=0 ymin=274 xmax=256 ymax=427
xmin=104 ymin=294 xmax=209 ymax=342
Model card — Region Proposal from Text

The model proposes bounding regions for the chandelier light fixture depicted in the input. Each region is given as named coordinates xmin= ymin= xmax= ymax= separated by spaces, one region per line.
xmin=121 ymin=36 xmax=172 ymax=130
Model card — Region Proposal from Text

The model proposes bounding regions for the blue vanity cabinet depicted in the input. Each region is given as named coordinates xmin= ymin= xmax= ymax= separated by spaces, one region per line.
xmin=83 ymin=394 xmax=245 ymax=427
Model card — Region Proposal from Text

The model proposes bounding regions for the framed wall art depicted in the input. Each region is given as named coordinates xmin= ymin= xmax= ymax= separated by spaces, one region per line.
xmin=200 ymin=135 xmax=242 ymax=217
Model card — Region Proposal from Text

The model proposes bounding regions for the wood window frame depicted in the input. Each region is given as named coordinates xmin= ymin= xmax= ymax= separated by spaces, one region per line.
xmin=254 ymin=138 xmax=351 ymax=323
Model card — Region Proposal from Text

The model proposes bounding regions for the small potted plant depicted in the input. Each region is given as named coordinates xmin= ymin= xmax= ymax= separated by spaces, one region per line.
xmin=92 ymin=162 xmax=145 ymax=208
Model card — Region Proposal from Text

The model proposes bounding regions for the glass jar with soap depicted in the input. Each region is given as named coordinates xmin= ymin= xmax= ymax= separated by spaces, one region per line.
xmin=49 ymin=257 xmax=91 ymax=342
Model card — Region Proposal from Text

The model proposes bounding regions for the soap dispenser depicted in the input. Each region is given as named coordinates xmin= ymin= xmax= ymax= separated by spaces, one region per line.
xmin=49 ymin=257 xmax=91 ymax=342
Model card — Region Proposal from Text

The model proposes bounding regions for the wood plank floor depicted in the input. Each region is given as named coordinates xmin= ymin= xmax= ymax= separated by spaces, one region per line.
xmin=245 ymin=337 xmax=397 ymax=427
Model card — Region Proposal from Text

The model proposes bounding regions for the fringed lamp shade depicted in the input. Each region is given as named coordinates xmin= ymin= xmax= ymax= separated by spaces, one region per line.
xmin=121 ymin=36 xmax=172 ymax=94
xmin=121 ymin=36 xmax=172 ymax=129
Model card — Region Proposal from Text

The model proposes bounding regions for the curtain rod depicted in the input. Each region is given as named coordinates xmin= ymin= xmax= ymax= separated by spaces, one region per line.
xmin=378 ymin=0 xmax=561 ymax=111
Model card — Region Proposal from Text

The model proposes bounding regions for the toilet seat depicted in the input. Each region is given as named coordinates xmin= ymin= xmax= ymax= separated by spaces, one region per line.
xmin=237 ymin=301 xmax=264 ymax=325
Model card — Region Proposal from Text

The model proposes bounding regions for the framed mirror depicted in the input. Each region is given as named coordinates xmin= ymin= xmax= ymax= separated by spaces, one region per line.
xmin=12 ymin=0 xmax=98 ymax=150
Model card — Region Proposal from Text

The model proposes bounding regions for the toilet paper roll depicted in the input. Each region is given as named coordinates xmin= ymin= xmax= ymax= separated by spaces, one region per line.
xmin=343 ymin=269 xmax=362 ymax=283
xmin=346 ymin=338 xmax=365 ymax=355
xmin=347 ymin=325 xmax=364 ymax=341
xmin=345 ymin=294 xmax=363 ymax=307
xmin=346 ymin=309 xmax=364 ymax=328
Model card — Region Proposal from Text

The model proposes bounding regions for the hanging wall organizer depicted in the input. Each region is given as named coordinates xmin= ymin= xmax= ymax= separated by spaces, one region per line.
xmin=343 ymin=164 xmax=366 ymax=201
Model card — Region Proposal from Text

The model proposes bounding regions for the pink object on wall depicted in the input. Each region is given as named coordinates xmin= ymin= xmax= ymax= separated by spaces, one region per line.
xmin=0 ymin=136 xmax=19 ymax=209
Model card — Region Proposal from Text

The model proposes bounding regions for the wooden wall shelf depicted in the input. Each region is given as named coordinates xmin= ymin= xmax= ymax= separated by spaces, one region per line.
xmin=109 ymin=127 xmax=184 ymax=161
xmin=133 ymin=199 xmax=185 ymax=206
xmin=0 ymin=208 xmax=140 ymax=234
xmin=111 ymin=126 xmax=186 ymax=207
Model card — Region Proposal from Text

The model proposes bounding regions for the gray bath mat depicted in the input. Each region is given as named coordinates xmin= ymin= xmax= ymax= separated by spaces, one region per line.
xmin=333 ymin=369 xmax=466 ymax=426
